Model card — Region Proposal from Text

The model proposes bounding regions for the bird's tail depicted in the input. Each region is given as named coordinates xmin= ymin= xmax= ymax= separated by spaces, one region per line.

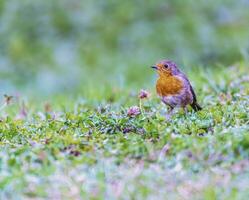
xmin=191 ymin=102 xmax=202 ymax=112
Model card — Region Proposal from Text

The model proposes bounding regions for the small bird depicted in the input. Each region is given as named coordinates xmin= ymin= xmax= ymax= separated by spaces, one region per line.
xmin=151 ymin=60 xmax=202 ymax=117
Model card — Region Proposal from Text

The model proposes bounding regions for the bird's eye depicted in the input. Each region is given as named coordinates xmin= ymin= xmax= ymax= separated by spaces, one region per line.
xmin=164 ymin=64 xmax=169 ymax=69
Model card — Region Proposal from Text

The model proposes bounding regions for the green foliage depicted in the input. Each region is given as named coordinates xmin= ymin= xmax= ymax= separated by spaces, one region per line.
xmin=0 ymin=64 xmax=249 ymax=199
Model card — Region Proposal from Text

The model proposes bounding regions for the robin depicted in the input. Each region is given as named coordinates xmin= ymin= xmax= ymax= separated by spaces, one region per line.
xmin=151 ymin=60 xmax=202 ymax=117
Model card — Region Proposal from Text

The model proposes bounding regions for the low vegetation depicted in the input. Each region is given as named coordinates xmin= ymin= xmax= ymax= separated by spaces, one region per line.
xmin=1 ymin=63 xmax=249 ymax=199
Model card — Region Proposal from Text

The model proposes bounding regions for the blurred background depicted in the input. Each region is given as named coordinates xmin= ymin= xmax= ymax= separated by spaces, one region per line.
xmin=0 ymin=0 xmax=249 ymax=99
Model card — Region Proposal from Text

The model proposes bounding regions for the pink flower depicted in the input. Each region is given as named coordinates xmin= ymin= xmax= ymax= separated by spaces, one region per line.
xmin=138 ymin=89 xmax=150 ymax=99
xmin=127 ymin=106 xmax=140 ymax=117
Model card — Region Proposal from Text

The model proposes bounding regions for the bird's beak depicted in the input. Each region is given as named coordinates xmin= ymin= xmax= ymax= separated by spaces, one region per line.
xmin=151 ymin=65 xmax=158 ymax=70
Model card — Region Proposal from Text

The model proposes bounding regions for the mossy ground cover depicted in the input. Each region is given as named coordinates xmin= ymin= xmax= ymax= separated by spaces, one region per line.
xmin=0 ymin=63 xmax=249 ymax=199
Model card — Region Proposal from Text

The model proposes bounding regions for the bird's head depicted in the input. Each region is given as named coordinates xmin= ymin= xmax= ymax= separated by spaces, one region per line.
xmin=151 ymin=60 xmax=180 ymax=77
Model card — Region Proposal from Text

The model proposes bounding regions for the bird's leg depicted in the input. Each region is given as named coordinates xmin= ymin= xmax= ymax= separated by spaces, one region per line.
xmin=166 ymin=105 xmax=186 ymax=120
xmin=165 ymin=106 xmax=174 ymax=120
xmin=184 ymin=106 xmax=188 ymax=113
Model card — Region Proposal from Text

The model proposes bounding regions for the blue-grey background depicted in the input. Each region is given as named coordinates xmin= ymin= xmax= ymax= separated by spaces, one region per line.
xmin=0 ymin=0 xmax=249 ymax=97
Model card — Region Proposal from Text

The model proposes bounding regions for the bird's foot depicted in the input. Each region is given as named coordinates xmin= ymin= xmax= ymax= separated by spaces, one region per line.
xmin=165 ymin=108 xmax=174 ymax=120
xmin=165 ymin=113 xmax=173 ymax=120
xmin=165 ymin=107 xmax=183 ymax=120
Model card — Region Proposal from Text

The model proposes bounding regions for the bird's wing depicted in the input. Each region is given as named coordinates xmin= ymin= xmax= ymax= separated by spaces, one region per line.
xmin=175 ymin=73 xmax=202 ymax=111
xmin=177 ymin=73 xmax=197 ymax=102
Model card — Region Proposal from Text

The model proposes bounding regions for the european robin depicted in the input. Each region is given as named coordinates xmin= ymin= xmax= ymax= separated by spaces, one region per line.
xmin=151 ymin=60 xmax=202 ymax=117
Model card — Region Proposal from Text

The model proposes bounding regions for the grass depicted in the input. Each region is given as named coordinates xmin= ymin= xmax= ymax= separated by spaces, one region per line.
xmin=0 ymin=63 xmax=249 ymax=199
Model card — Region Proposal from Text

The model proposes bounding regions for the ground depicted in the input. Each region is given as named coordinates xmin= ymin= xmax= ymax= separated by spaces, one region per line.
xmin=0 ymin=63 xmax=249 ymax=199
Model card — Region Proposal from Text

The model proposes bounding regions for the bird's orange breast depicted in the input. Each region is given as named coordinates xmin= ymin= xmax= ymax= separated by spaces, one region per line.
xmin=156 ymin=76 xmax=183 ymax=96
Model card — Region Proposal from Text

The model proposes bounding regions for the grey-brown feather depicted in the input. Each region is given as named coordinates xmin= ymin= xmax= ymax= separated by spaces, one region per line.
xmin=176 ymin=73 xmax=202 ymax=112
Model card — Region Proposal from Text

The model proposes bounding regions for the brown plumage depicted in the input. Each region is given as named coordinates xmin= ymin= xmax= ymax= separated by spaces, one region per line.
xmin=151 ymin=60 xmax=202 ymax=115
xmin=156 ymin=75 xmax=183 ymax=96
